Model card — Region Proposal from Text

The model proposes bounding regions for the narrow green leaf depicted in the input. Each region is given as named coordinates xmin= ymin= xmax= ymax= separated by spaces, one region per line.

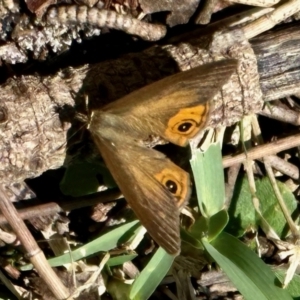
xmin=20 ymin=220 xmax=140 ymax=270
xmin=204 ymin=232 xmax=292 ymax=300
xmin=190 ymin=144 xmax=225 ymax=218
xmin=130 ymin=248 xmax=174 ymax=300
xmin=107 ymin=254 xmax=138 ymax=267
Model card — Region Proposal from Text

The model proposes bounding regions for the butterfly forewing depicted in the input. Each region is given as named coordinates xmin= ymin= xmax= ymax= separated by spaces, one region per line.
xmin=100 ymin=59 xmax=238 ymax=146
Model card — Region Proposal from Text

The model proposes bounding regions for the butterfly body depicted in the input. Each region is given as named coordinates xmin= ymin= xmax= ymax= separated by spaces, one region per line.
xmin=89 ymin=59 xmax=238 ymax=255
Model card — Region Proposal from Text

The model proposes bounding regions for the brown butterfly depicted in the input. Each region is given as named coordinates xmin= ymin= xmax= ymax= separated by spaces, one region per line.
xmin=88 ymin=59 xmax=238 ymax=255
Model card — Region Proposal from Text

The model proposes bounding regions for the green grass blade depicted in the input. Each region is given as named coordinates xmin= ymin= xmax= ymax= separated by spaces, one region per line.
xmin=130 ymin=247 xmax=174 ymax=300
xmin=204 ymin=232 xmax=292 ymax=300
xmin=107 ymin=254 xmax=138 ymax=267
xmin=190 ymin=143 xmax=225 ymax=218
xmin=20 ymin=220 xmax=140 ymax=270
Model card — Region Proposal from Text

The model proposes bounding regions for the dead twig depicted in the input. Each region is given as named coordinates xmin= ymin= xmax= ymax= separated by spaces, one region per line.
xmin=0 ymin=185 xmax=70 ymax=299
xmin=45 ymin=5 xmax=167 ymax=41
xmin=0 ymin=189 xmax=122 ymax=225
xmin=223 ymin=133 xmax=300 ymax=168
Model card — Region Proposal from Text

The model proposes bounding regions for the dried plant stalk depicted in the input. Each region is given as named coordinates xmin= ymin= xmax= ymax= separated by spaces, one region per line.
xmin=195 ymin=0 xmax=282 ymax=24
xmin=196 ymin=0 xmax=219 ymax=24
xmin=231 ymin=0 xmax=280 ymax=6
xmin=45 ymin=5 xmax=167 ymax=41
xmin=259 ymin=104 xmax=300 ymax=125
xmin=242 ymin=0 xmax=300 ymax=39
xmin=0 ymin=189 xmax=122 ymax=225
xmin=0 ymin=186 xmax=70 ymax=299
xmin=223 ymin=134 xmax=300 ymax=168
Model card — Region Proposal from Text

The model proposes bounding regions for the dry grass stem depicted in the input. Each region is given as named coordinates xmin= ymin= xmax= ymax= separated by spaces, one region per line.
xmin=231 ymin=0 xmax=280 ymax=6
xmin=243 ymin=155 xmax=281 ymax=240
xmin=242 ymin=0 xmax=300 ymax=39
xmin=0 ymin=189 xmax=122 ymax=225
xmin=259 ymin=104 xmax=300 ymax=125
xmin=68 ymin=253 xmax=110 ymax=299
xmin=263 ymin=157 xmax=299 ymax=237
xmin=223 ymin=133 xmax=300 ymax=168
xmin=225 ymin=164 xmax=242 ymax=208
xmin=259 ymin=155 xmax=299 ymax=179
xmin=251 ymin=116 xmax=299 ymax=239
xmin=0 ymin=186 xmax=70 ymax=299
xmin=211 ymin=6 xmax=274 ymax=28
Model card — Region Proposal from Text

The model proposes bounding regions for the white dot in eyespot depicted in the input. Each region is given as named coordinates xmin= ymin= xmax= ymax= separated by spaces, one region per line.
xmin=111 ymin=142 xmax=115 ymax=147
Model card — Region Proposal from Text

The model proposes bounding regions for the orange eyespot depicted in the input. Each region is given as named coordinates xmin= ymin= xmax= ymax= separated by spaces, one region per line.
xmin=165 ymin=104 xmax=210 ymax=146
xmin=154 ymin=166 xmax=191 ymax=208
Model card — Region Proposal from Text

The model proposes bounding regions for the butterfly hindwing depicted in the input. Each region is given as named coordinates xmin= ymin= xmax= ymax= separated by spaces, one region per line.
xmin=91 ymin=131 xmax=190 ymax=255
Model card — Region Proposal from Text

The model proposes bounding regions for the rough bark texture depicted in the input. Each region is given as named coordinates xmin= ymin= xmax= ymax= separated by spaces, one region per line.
xmin=0 ymin=73 xmax=75 ymax=198
xmin=1 ymin=22 xmax=299 ymax=192
xmin=251 ymin=22 xmax=300 ymax=101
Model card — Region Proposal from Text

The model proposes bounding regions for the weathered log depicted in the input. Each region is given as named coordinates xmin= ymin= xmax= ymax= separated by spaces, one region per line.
xmin=0 ymin=21 xmax=299 ymax=192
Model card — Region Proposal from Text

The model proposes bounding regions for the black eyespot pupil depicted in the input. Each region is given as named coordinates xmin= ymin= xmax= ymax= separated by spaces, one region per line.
xmin=178 ymin=122 xmax=192 ymax=132
xmin=166 ymin=180 xmax=178 ymax=194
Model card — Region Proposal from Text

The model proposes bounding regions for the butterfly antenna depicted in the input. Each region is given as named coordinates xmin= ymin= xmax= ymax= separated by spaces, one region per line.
xmin=51 ymin=94 xmax=92 ymax=154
